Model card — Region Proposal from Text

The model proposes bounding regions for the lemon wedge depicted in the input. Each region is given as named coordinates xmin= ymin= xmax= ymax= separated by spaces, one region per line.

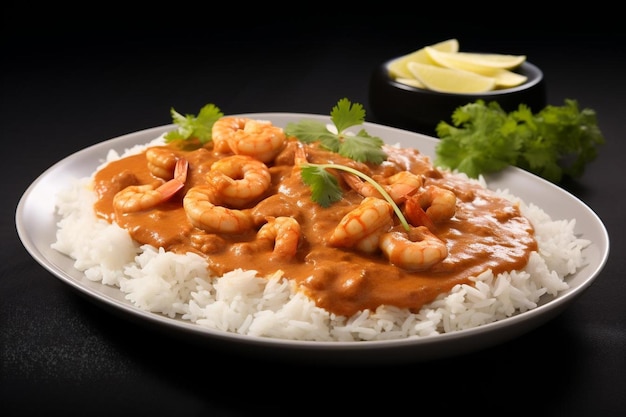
xmin=388 ymin=39 xmax=529 ymax=93
xmin=407 ymin=62 xmax=496 ymax=94
xmin=394 ymin=77 xmax=426 ymax=88
xmin=425 ymin=47 xmax=526 ymax=72
xmin=491 ymin=69 xmax=528 ymax=88
xmin=388 ymin=38 xmax=459 ymax=79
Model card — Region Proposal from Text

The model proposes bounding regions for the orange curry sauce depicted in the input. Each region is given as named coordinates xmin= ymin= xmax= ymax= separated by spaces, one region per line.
xmin=93 ymin=138 xmax=537 ymax=317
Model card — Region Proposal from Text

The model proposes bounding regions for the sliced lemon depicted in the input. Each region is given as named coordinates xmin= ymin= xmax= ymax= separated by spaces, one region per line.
xmin=491 ymin=69 xmax=528 ymax=88
xmin=394 ymin=77 xmax=426 ymax=88
xmin=443 ymin=64 xmax=527 ymax=88
xmin=407 ymin=62 xmax=496 ymax=93
xmin=388 ymin=38 xmax=459 ymax=79
xmin=425 ymin=47 xmax=526 ymax=72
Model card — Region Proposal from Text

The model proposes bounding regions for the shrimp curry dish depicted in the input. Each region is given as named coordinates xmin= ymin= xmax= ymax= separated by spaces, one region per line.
xmin=92 ymin=115 xmax=537 ymax=317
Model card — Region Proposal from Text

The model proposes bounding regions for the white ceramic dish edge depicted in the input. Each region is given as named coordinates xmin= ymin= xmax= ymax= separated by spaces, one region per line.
xmin=15 ymin=113 xmax=610 ymax=364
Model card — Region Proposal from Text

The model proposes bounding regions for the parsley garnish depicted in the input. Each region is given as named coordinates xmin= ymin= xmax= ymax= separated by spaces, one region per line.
xmin=284 ymin=98 xmax=387 ymax=164
xmin=434 ymin=99 xmax=605 ymax=183
xmin=164 ymin=103 xmax=224 ymax=144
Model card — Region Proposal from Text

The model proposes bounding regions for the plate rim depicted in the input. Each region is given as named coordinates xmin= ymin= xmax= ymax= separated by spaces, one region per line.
xmin=14 ymin=112 xmax=611 ymax=362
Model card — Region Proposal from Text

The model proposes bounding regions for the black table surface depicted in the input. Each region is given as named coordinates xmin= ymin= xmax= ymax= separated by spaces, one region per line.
xmin=2 ymin=18 xmax=625 ymax=416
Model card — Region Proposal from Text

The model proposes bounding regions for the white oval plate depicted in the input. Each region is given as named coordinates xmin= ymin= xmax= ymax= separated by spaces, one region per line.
xmin=15 ymin=113 xmax=610 ymax=364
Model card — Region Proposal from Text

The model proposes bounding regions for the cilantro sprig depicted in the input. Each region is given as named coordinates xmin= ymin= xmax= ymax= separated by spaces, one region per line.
xmin=164 ymin=103 xmax=223 ymax=144
xmin=300 ymin=163 xmax=411 ymax=232
xmin=434 ymin=99 xmax=605 ymax=183
xmin=287 ymin=99 xmax=410 ymax=228
xmin=284 ymin=98 xmax=387 ymax=164
xmin=160 ymin=99 xmax=408 ymax=228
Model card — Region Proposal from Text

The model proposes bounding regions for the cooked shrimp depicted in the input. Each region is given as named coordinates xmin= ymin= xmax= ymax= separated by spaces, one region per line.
xmin=146 ymin=147 xmax=179 ymax=180
xmin=407 ymin=185 xmax=456 ymax=223
xmin=273 ymin=140 xmax=300 ymax=166
xmin=293 ymin=142 xmax=308 ymax=165
xmin=206 ymin=155 xmax=271 ymax=208
xmin=211 ymin=117 xmax=236 ymax=154
xmin=212 ymin=117 xmax=286 ymax=163
xmin=183 ymin=185 xmax=253 ymax=234
xmin=114 ymin=158 xmax=188 ymax=213
xmin=328 ymin=197 xmax=394 ymax=253
xmin=343 ymin=171 xmax=422 ymax=203
xmin=404 ymin=185 xmax=456 ymax=232
xmin=403 ymin=198 xmax=436 ymax=232
xmin=189 ymin=230 xmax=227 ymax=254
xmin=284 ymin=142 xmax=309 ymax=182
xmin=257 ymin=216 xmax=301 ymax=259
xmin=379 ymin=225 xmax=448 ymax=271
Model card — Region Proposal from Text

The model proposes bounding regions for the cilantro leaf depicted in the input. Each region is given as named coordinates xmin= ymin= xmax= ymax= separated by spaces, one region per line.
xmin=339 ymin=129 xmax=387 ymax=164
xmin=435 ymin=101 xmax=520 ymax=178
xmin=301 ymin=162 xmax=410 ymax=231
xmin=331 ymin=97 xmax=366 ymax=133
xmin=164 ymin=103 xmax=223 ymax=144
xmin=434 ymin=99 xmax=605 ymax=183
xmin=284 ymin=98 xmax=387 ymax=163
xmin=284 ymin=120 xmax=340 ymax=152
xmin=300 ymin=164 xmax=343 ymax=208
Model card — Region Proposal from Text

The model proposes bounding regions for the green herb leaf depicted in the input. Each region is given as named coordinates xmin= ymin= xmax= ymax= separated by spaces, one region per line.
xmin=331 ymin=97 xmax=366 ymax=132
xmin=164 ymin=103 xmax=224 ymax=144
xmin=300 ymin=164 xmax=343 ymax=208
xmin=434 ymin=99 xmax=605 ymax=182
xmin=284 ymin=120 xmax=339 ymax=151
xmin=339 ymin=129 xmax=387 ymax=164
xmin=301 ymin=162 xmax=410 ymax=231
xmin=285 ymin=98 xmax=387 ymax=164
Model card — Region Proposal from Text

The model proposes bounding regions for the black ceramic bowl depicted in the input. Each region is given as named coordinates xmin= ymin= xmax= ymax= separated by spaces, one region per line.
xmin=368 ymin=59 xmax=546 ymax=136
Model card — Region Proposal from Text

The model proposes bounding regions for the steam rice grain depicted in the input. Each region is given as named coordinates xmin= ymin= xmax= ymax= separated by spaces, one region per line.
xmin=51 ymin=139 xmax=591 ymax=341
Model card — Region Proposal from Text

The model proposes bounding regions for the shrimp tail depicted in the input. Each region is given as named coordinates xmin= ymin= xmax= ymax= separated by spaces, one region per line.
xmin=173 ymin=158 xmax=188 ymax=184
xmin=404 ymin=196 xmax=436 ymax=232
xmin=155 ymin=157 xmax=188 ymax=198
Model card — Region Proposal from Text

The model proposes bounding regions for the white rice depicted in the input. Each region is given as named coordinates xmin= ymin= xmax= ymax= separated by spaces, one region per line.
xmin=51 ymin=137 xmax=591 ymax=341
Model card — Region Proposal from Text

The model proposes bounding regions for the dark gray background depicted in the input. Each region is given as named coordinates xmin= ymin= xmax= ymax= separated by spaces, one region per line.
xmin=2 ymin=9 xmax=624 ymax=416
